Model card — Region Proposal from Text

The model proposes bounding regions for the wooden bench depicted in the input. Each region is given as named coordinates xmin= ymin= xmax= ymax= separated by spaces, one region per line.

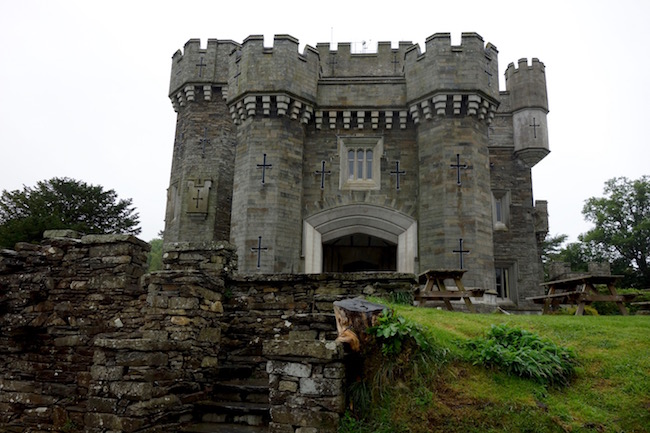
xmin=415 ymin=269 xmax=485 ymax=313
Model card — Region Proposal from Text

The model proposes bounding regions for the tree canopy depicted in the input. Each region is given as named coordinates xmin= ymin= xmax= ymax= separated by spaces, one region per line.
xmin=581 ymin=176 xmax=650 ymax=288
xmin=0 ymin=177 xmax=140 ymax=248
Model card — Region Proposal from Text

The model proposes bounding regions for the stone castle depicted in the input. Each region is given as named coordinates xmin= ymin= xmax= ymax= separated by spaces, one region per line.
xmin=0 ymin=32 xmax=552 ymax=432
xmin=164 ymin=32 xmax=550 ymax=307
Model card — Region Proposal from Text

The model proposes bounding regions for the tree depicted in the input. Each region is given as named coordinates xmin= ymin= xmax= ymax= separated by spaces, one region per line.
xmin=147 ymin=233 xmax=163 ymax=272
xmin=581 ymin=176 xmax=650 ymax=288
xmin=0 ymin=177 xmax=140 ymax=248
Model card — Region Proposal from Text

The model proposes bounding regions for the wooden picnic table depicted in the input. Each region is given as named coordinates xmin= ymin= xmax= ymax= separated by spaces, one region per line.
xmin=527 ymin=275 xmax=636 ymax=315
xmin=415 ymin=269 xmax=485 ymax=313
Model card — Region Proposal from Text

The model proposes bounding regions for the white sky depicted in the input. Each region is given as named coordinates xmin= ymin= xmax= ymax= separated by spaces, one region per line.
xmin=1 ymin=0 xmax=648 ymax=243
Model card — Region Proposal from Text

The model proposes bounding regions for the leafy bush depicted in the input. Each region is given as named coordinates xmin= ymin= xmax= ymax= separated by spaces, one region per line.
xmin=388 ymin=290 xmax=414 ymax=305
xmin=368 ymin=309 xmax=435 ymax=357
xmin=464 ymin=324 xmax=577 ymax=386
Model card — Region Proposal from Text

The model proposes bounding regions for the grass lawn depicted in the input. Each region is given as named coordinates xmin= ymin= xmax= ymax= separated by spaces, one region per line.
xmin=341 ymin=305 xmax=650 ymax=433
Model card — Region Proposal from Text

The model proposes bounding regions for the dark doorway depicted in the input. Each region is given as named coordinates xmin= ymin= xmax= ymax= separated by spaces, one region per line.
xmin=323 ymin=233 xmax=397 ymax=272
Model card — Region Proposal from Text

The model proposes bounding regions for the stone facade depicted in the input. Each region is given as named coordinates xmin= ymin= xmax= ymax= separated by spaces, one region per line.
xmin=163 ymin=32 xmax=550 ymax=308
xmin=0 ymin=233 xmax=415 ymax=432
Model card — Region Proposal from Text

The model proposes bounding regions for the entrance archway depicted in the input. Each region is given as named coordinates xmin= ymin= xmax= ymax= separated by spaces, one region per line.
xmin=323 ymin=233 xmax=397 ymax=272
xmin=303 ymin=204 xmax=417 ymax=273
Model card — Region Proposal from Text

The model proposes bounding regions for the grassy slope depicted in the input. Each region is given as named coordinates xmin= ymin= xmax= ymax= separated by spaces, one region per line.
xmin=346 ymin=306 xmax=650 ymax=433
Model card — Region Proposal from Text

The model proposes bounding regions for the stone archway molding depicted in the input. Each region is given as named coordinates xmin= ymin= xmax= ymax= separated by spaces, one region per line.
xmin=303 ymin=204 xmax=417 ymax=273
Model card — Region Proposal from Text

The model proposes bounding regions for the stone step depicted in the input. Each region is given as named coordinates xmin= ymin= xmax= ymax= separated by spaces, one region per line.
xmin=195 ymin=400 xmax=269 ymax=416
xmin=212 ymin=379 xmax=269 ymax=404
xmin=194 ymin=399 xmax=270 ymax=426
xmin=214 ymin=365 xmax=255 ymax=381
xmin=182 ymin=422 xmax=268 ymax=433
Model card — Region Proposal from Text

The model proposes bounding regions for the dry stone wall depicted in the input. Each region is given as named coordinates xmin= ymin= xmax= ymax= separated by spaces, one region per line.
xmin=0 ymin=233 xmax=416 ymax=432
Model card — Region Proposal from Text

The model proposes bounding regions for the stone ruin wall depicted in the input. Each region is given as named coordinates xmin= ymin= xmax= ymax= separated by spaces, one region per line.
xmin=0 ymin=232 xmax=416 ymax=432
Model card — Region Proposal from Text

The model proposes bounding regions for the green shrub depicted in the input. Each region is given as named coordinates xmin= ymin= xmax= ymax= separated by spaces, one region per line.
xmin=464 ymin=324 xmax=577 ymax=386
xmin=388 ymin=290 xmax=414 ymax=305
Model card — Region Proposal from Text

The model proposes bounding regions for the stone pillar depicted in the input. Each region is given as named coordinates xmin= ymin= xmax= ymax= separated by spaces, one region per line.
xmin=264 ymin=339 xmax=346 ymax=433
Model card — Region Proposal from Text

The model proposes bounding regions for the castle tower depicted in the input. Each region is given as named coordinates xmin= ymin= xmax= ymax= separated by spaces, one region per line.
xmin=164 ymin=39 xmax=238 ymax=244
xmin=405 ymin=33 xmax=500 ymax=290
xmin=227 ymin=35 xmax=320 ymax=273
xmin=505 ymin=58 xmax=550 ymax=166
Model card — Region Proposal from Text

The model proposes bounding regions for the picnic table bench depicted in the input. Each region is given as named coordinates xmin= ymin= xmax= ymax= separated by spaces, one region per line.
xmin=415 ymin=269 xmax=485 ymax=313
xmin=527 ymin=274 xmax=635 ymax=315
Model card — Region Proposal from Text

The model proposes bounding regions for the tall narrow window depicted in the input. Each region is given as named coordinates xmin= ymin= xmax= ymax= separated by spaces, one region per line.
xmin=495 ymin=267 xmax=509 ymax=299
xmin=492 ymin=190 xmax=510 ymax=229
xmin=348 ymin=150 xmax=355 ymax=180
xmin=357 ymin=149 xmax=364 ymax=179
xmin=339 ymin=136 xmax=383 ymax=190
xmin=495 ymin=197 xmax=503 ymax=223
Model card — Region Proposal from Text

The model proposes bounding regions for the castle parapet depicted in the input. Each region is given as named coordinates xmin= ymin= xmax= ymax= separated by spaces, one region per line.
xmin=505 ymin=58 xmax=548 ymax=112
xmin=316 ymin=40 xmax=413 ymax=77
xmin=404 ymin=32 xmax=499 ymax=104
xmin=228 ymin=34 xmax=320 ymax=104
xmin=169 ymin=38 xmax=239 ymax=97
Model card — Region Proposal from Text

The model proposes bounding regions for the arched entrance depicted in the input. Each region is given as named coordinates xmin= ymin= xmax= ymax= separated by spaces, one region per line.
xmin=323 ymin=233 xmax=397 ymax=272
xmin=303 ymin=204 xmax=417 ymax=274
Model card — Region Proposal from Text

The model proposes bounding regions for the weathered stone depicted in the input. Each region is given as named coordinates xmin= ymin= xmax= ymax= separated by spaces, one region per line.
xmin=198 ymin=327 xmax=221 ymax=343
xmin=323 ymin=363 xmax=346 ymax=379
xmin=169 ymin=297 xmax=199 ymax=310
xmin=87 ymin=396 xmax=118 ymax=412
xmin=125 ymin=395 xmax=181 ymax=417
xmin=263 ymin=339 xmax=343 ymax=361
xmin=299 ymin=377 xmax=343 ymax=396
xmin=109 ymin=381 xmax=153 ymax=400
xmin=170 ymin=316 xmax=191 ymax=326
xmin=201 ymin=356 xmax=219 ymax=367
xmin=43 ymin=229 xmax=82 ymax=239
xmin=270 ymin=406 xmax=339 ymax=429
xmin=115 ymin=352 xmax=168 ymax=367
xmin=90 ymin=366 xmax=125 ymax=381
xmin=101 ymin=255 xmax=132 ymax=264
xmin=54 ymin=335 xmax=84 ymax=347
xmin=269 ymin=422 xmax=294 ymax=433
xmin=278 ymin=380 xmax=298 ymax=392
xmin=0 ymin=379 xmax=40 ymax=393
xmin=267 ymin=361 xmax=312 ymax=378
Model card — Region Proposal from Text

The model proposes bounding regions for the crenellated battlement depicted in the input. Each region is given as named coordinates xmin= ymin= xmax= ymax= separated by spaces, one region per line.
xmin=505 ymin=57 xmax=545 ymax=80
xmin=505 ymin=57 xmax=548 ymax=112
xmin=168 ymin=33 xmax=547 ymax=127
xmin=403 ymin=32 xmax=500 ymax=105
xmin=316 ymin=40 xmax=413 ymax=77
xmin=169 ymin=38 xmax=240 ymax=96
xmin=229 ymin=34 xmax=320 ymax=104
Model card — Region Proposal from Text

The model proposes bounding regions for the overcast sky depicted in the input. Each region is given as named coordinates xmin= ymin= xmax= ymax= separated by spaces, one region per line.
xmin=1 ymin=0 xmax=648 ymax=243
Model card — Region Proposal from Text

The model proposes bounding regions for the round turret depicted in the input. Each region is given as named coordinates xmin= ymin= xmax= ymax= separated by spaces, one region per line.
xmin=505 ymin=58 xmax=550 ymax=166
